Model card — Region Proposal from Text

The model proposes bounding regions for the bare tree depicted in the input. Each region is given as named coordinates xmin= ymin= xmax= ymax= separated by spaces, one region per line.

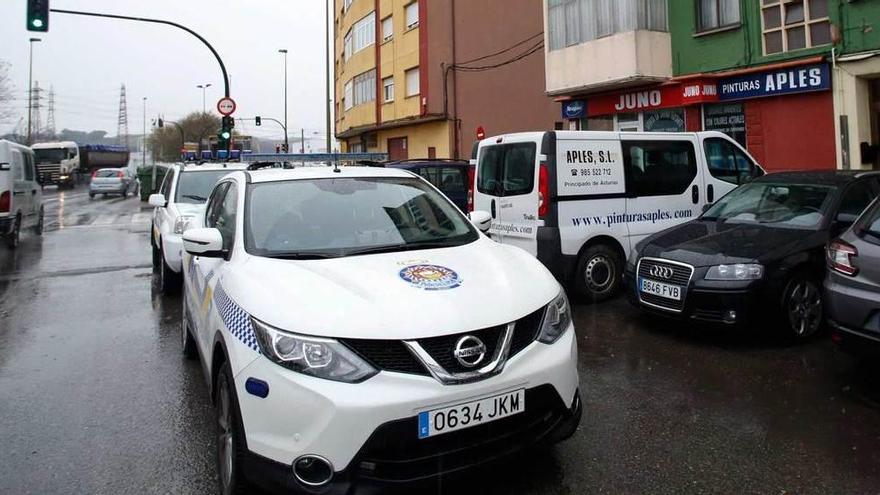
xmin=149 ymin=112 xmax=221 ymax=162
xmin=0 ymin=60 xmax=16 ymax=124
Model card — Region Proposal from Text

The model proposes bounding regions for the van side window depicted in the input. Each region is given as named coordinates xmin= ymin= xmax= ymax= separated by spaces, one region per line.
xmin=477 ymin=143 xmax=536 ymax=197
xmin=23 ymin=152 xmax=35 ymax=181
xmin=733 ymin=147 xmax=762 ymax=181
xmin=704 ymin=138 xmax=738 ymax=184
xmin=623 ymin=141 xmax=697 ymax=197
xmin=11 ymin=150 xmax=24 ymax=181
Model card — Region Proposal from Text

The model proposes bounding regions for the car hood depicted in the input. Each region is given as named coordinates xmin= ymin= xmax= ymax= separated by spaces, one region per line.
xmin=223 ymin=237 xmax=560 ymax=340
xmin=640 ymin=220 xmax=819 ymax=267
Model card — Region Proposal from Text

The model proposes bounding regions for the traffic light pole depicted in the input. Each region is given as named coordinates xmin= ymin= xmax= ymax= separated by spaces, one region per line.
xmin=238 ymin=117 xmax=288 ymax=150
xmin=49 ymin=8 xmax=232 ymax=154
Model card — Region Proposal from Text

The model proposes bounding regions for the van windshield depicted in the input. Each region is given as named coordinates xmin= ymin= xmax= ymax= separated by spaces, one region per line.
xmin=477 ymin=143 xmax=536 ymax=197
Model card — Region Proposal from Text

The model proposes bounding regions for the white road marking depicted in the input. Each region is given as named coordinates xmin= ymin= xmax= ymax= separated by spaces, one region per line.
xmin=131 ymin=213 xmax=152 ymax=224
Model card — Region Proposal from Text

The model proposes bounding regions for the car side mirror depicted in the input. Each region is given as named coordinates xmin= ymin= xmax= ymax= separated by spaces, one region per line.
xmin=834 ymin=212 xmax=859 ymax=235
xmin=183 ymin=228 xmax=226 ymax=258
xmin=468 ymin=210 xmax=492 ymax=233
xmin=149 ymin=193 xmax=167 ymax=208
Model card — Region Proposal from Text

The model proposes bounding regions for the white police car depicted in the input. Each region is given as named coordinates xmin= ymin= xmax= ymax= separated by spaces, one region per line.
xmin=180 ymin=166 xmax=581 ymax=494
xmin=149 ymin=162 xmax=247 ymax=294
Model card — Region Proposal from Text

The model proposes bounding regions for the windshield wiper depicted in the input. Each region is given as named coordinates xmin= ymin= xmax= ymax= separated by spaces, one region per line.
xmin=343 ymin=241 xmax=459 ymax=257
xmin=263 ymin=251 xmax=341 ymax=260
xmin=182 ymin=194 xmax=208 ymax=202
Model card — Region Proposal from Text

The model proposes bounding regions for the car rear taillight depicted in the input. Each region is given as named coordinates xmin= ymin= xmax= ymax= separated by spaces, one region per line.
xmin=467 ymin=165 xmax=476 ymax=213
xmin=538 ymin=162 xmax=549 ymax=219
xmin=0 ymin=191 xmax=9 ymax=213
xmin=827 ymin=240 xmax=859 ymax=276
xmin=92 ymin=170 xmax=98 ymax=178
xmin=117 ymin=171 xmax=124 ymax=178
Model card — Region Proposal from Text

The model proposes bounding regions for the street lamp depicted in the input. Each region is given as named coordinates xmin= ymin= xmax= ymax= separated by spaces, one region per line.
xmin=196 ymin=83 xmax=212 ymax=114
xmin=27 ymin=37 xmax=42 ymax=145
xmin=279 ymin=49 xmax=289 ymax=153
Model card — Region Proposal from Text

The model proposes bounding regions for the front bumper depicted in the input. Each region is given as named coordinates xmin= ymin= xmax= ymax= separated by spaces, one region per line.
xmin=161 ymin=233 xmax=184 ymax=273
xmin=624 ymin=266 xmax=769 ymax=326
xmin=234 ymin=325 xmax=580 ymax=492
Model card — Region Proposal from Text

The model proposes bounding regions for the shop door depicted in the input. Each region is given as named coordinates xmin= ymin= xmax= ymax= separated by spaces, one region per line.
xmin=388 ymin=137 xmax=408 ymax=161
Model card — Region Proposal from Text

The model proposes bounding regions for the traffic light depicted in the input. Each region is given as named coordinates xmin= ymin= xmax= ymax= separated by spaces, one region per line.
xmin=157 ymin=118 xmax=164 ymax=128
xmin=27 ymin=0 xmax=50 ymax=32
xmin=218 ymin=116 xmax=234 ymax=147
xmin=255 ymin=116 xmax=262 ymax=127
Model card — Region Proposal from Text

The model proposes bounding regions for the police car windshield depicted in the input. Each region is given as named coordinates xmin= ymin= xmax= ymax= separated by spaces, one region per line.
xmin=245 ymin=177 xmax=479 ymax=259
xmin=702 ymin=182 xmax=834 ymax=228
xmin=176 ymin=170 xmax=234 ymax=204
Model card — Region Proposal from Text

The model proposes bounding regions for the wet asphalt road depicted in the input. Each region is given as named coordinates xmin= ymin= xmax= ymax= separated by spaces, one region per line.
xmin=1 ymin=187 xmax=879 ymax=494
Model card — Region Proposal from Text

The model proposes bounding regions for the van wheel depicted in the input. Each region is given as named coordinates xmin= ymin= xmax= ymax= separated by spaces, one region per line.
xmin=574 ymin=244 xmax=622 ymax=303
xmin=5 ymin=216 xmax=21 ymax=249
xmin=181 ymin=298 xmax=198 ymax=360
xmin=34 ymin=207 xmax=44 ymax=236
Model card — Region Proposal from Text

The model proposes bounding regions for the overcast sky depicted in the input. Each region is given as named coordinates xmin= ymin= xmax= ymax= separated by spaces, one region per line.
xmin=1 ymin=0 xmax=332 ymax=142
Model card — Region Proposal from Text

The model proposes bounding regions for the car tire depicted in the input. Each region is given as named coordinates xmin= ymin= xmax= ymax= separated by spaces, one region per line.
xmin=181 ymin=299 xmax=198 ymax=360
xmin=151 ymin=231 xmax=161 ymax=268
xmin=573 ymin=244 xmax=622 ymax=303
xmin=34 ymin=206 xmax=44 ymax=236
xmin=158 ymin=251 xmax=181 ymax=295
xmin=5 ymin=215 xmax=21 ymax=249
xmin=215 ymin=362 xmax=251 ymax=495
xmin=89 ymin=193 xmax=95 ymax=199
xmin=782 ymin=274 xmax=823 ymax=340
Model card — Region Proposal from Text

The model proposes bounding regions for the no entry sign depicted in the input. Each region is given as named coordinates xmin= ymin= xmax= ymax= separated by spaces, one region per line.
xmin=217 ymin=97 xmax=237 ymax=116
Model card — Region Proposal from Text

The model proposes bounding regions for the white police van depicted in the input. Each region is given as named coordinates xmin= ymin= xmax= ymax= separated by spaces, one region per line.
xmin=472 ymin=131 xmax=764 ymax=301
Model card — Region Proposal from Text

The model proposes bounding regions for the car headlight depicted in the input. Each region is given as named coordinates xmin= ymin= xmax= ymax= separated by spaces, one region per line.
xmin=705 ymin=264 xmax=763 ymax=281
xmin=173 ymin=216 xmax=195 ymax=234
xmin=537 ymin=290 xmax=572 ymax=344
xmin=251 ymin=318 xmax=378 ymax=383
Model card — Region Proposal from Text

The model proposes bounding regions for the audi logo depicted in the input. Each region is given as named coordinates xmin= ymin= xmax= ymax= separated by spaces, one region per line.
xmin=650 ymin=265 xmax=675 ymax=280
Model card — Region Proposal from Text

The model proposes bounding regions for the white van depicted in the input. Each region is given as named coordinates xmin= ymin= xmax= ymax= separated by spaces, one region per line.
xmin=472 ymin=131 xmax=764 ymax=301
xmin=0 ymin=140 xmax=44 ymax=248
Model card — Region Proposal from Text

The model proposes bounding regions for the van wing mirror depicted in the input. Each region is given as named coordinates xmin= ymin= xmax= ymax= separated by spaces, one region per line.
xmin=183 ymin=228 xmax=226 ymax=258
xmin=469 ymin=210 xmax=492 ymax=233
xmin=148 ymin=193 xmax=167 ymax=208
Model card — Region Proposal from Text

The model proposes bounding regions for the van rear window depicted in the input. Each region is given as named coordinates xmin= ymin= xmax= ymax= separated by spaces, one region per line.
xmin=477 ymin=143 xmax=536 ymax=197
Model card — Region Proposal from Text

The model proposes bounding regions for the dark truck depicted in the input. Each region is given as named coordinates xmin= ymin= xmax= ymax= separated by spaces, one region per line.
xmin=79 ymin=145 xmax=131 ymax=181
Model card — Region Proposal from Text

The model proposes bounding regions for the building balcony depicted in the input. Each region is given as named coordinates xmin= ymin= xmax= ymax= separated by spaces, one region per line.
xmin=545 ymin=29 xmax=672 ymax=96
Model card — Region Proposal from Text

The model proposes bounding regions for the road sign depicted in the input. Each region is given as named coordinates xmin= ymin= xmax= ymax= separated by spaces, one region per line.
xmin=217 ymin=97 xmax=237 ymax=116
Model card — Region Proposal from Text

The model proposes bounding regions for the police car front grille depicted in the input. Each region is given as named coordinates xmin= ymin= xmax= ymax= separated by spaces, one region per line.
xmin=509 ymin=307 xmax=545 ymax=357
xmin=340 ymin=340 xmax=429 ymax=376
xmin=417 ymin=325 xmax=506 ymax=375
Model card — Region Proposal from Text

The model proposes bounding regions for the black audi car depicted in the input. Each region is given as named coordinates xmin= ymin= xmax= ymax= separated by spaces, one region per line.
xmin=625 ymin=171 xmax=880 ymax=340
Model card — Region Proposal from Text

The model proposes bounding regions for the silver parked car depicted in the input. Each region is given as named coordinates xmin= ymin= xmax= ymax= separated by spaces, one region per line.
xmin=89 ymin=168 xmax=138 ymax=199
xmin=826 ymin=197 xmax=880 ymax=357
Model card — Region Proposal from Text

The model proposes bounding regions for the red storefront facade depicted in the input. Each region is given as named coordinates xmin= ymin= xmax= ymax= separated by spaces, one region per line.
xmin=559 ymin=60 xmax=836 ymax=172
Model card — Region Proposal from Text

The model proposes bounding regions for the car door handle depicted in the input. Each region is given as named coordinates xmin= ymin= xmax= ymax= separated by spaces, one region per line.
xmin=707 ymin=184 xmax=714 ymax=203
xmin=490 ymin=199 xmax=497 ymax=218
xmin=31 ymin=189 xmax=37 ymax=195
xmin=13 ymin=191 xmax=24 ymax=196
xmin=691 ymin=185 xmax=699 ymax=204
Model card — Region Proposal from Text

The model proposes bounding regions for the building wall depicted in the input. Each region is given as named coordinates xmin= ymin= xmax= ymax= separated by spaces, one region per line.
xmin=669 ymin=1 xmax=832 ymax=76
xmin=447 ymin=0 xmax=560 ymax=157
xmin=379 ymin=0 xmax=422 ymax=124
xmin=377 ymin=120 xmax=450 ymax=158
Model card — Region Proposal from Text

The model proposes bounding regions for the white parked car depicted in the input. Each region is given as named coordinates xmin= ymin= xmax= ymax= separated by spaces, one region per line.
xmin=149 ymin=162 xmax=247 ymax=294
xmin=473 ymin=131 xmax=765 ymax=301
xmin=0 ymin=140 xmax=43 ymax=248
xmin=180 ymin=166 xmax=581 ymax=494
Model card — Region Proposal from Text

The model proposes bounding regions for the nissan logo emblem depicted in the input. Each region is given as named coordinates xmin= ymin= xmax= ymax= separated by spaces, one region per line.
xmin=650 ymin=265 xmax=674 ymax=279
xmin=453 ymin=336 xmax=487 ymax=368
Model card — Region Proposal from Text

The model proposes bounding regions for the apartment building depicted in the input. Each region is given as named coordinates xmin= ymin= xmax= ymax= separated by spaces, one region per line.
xmin=334 ymin=0 xmax=560 ymax=160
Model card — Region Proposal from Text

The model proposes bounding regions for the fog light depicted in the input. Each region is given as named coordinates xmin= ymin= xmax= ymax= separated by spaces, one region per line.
xmin=293 ymin=455 xmax=334 ymax=487
xmin=723 ymin=310 xmax=738 ymax=324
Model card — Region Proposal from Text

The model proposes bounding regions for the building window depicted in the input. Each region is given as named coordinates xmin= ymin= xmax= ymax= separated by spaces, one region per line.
xmin=344 ymin=12 xmax=375 ymax=60
xmin=405 ymin=2 xmax=419 ymax=29
xmin=697 ymin=0 xmax=740 ymax=32
xmin=343 ymin=0 xmax=353 ymax=13
xmin=343 ymin=30 xmax=353 ymax=61
xmin=351 ymin=69 xmax=376 ymax=107
xmin=548 ymin=0 xmax=668 ymax=51
xmin=405 ymin=67 xmax=420 ymax=97
xmin=383 ymin=76 xmax=394 ymax=102
xmin=343 ymin=80 xmax=354 ymax=111
xmin=382 ymin=16 xmax=393 ymax=41
xmin=761 ymin=0 xmax=830 ymax=55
